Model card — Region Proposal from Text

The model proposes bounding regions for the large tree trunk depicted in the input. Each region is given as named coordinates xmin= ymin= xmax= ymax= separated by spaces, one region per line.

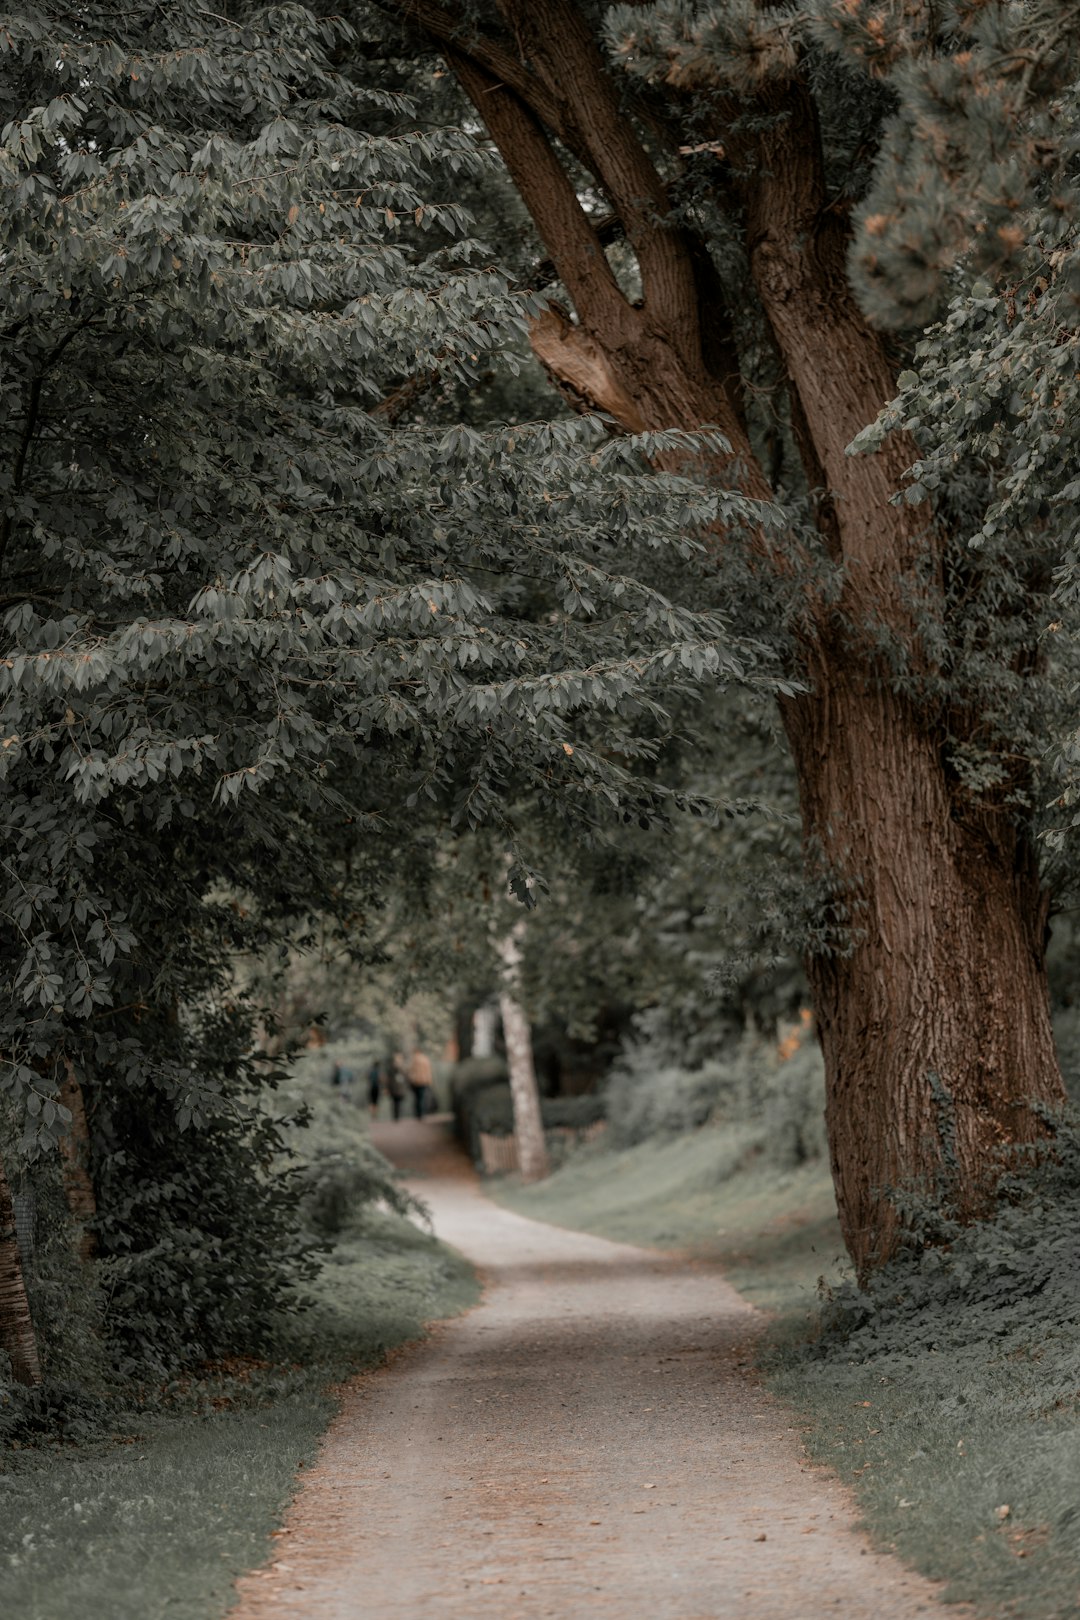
xmin=786 ymin=670 xmax=1061 ymax=1273
xmin=736 ymin=82 xmax=1066 ymax=1270
xmin=0 ymin=1149 xmax=42 ymax=1387
xmin=396 ymin=0 xmax=1067 ymax=1265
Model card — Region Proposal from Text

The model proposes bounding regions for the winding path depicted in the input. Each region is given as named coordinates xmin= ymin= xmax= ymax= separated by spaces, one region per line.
xmin=230 ymin=1119 xmax=957 ymax=1620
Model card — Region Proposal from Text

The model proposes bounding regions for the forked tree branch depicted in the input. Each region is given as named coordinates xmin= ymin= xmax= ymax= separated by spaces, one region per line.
xmin=494 ymin=0 xmax=701 ymax=356
xmin=444 ymin=45 xmax=631 ymax=334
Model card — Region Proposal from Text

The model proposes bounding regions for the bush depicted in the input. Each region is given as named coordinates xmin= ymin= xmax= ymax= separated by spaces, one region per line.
xmin=603 ymin=1025 xmax=827 ymax=1169
xmin=449 ymin=1057 xmax=508 ymax=1161
xmin=449 ymin=1060 xmax=606 ymax=1164
xmin=757 ymin=1040 xmax=829 ymax=1169
xmin=810 ymin=1110 xmax=1080 ymax=1370
xmin=298 ymin=1140 xmax=427 ymax=1240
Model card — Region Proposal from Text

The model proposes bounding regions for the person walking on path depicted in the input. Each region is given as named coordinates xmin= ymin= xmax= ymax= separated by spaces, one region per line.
xmin=408 ymin=1046 xmax=434 ymax=1119
xmin=386 ymin=1053 xmax=407 ymax=1121
xmin=366 ymin=1057 xmax=384 ymax=1119
xmin=328 ymin=1061 xmax=355 ymax=1099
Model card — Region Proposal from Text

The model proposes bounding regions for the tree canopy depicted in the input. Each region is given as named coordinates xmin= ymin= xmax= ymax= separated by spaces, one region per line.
xmin=0 ymin=0 xmax=785 ymax=1378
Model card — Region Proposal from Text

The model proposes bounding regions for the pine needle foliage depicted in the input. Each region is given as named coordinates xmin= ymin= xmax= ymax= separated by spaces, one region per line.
xmin=608 ymin=0 xmax=1080 ymax=329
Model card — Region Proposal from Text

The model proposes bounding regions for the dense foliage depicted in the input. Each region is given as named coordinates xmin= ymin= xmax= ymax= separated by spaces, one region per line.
xmin=0 ymin=0 xmax=784 ymax=1382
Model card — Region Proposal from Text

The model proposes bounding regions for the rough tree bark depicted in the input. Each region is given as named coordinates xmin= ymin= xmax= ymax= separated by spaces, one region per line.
xmin=497 ymin=928 xmax=550 ymax=1183
xmin=393 ymin=0 xmax=1066 ymax=1271
xmin=0 ymin=1149 xmax=42 ymax=1386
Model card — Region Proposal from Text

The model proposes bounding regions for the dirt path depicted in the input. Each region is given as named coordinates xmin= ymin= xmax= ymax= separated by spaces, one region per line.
xmin=231 ymin=1120 xmax=957 ymax=1620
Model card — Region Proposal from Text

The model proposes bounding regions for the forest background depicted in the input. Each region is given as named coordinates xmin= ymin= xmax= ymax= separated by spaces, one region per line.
xmin=3 ymin=0 xmax=1080 ymax=1614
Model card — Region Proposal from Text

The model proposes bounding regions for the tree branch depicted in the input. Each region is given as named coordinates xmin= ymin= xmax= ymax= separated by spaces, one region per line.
xmin=527 ymin=305 xmax=646 ymax=430
xmin=0 ymin=316 xmax=100 ymax=570
xmin=528 ymin=212 xmax=625 ymax=292
xmin=495 ymin=0 xmax=701 ymax=353
xmin=393 ymin=0 xmax=580 ymax=152
xmin=0 ymin=375 xmax=43 ymax=574
xmin=444 ymin=45 xmax=631 ymax=334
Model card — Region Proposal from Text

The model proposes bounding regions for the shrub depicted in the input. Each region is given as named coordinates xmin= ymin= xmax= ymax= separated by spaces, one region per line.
xmin=757 ymin=1040 xmax=829 ymax=1169
xmin=298 ymin=1141 xmax=427 ymax=1240
xmin=603 ymin=1024 xmax=827 ymax=1168
xmin=449 ymin=1060 xmax=606 ymax=1164
xmin=810 ymin=1109 xmax=1080 ymax=1370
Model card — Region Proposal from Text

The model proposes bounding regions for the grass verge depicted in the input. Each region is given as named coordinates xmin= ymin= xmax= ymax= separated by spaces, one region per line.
xmin=495 ymin=1126 xmax=844 ymax=1315
xmin=498 ymin=1126 xmax=1080 ymax=1620
xmin=0 ymin=1096 xmax=477 ymax=1620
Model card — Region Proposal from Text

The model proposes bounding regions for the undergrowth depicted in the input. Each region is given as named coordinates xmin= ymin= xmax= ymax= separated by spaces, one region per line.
xmin=0 ymin=1047 xmax=477 ymax=1620
xmin=776 ymin=1112 xmax=1080 ymax=1619
xmin=604 ymin=1025 xmax=828 ymax=1170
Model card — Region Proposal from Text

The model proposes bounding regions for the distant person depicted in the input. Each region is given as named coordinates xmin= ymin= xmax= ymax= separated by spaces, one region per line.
xmin=329 ymin=1061 xmax=355 ymax=1098
xmin=408 ymin=1047 xmax=434 ymax=1120
xmin=386 ymin=1054 xmax=407 ymax=1121
xmin=366 ymin=1058 xmax=384 ymax=1119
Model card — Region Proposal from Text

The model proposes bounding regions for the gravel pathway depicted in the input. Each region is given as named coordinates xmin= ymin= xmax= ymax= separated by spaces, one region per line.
xmin=230 ymin=1119 xmax=960 ymax=1620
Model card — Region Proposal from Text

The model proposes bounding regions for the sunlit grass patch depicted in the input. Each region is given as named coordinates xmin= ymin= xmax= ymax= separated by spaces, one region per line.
xmin=495 ymin=1125 xmax=844 ymax=1315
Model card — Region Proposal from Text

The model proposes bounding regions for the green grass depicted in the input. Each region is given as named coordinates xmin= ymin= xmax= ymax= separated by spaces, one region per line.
xmin=0 ymin=1087 xmax=477 ymax=1620
xmin=499 ymin=1126 xmax=1080 ymax=1620
xmin=495 ymin=1124 xmax=845 ymax=1315
xmin=0 ymin=1399 xmax=333 ymax=1620
xmin=773 ymin=1348 xmax=1080 ymax=1619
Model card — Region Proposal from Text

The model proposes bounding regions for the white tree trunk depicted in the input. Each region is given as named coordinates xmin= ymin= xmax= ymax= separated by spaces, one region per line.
xmin=471 ymin=1003 xmax=498 ymax=1059
xmin=497 ymin=930 xmax=550 ymax=1183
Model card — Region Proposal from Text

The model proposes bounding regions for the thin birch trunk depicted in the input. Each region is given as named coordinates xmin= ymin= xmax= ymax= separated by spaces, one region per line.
xmin=497 ymin=929 xmax=550 ymax=1183
xmin=471 ymin=1003 xmax=497 ymax=1059
xmin=0 ymin=1149 xmax=41 ymax=1387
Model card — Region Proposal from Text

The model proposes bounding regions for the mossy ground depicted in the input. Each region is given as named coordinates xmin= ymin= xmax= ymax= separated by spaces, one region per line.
xmin=499 ymin=1127 xmax=1080 ymax=1620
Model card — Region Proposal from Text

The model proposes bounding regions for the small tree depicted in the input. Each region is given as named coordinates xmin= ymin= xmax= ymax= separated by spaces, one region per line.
xmin=0 ymin=1153 xmax=40 ymax=1386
